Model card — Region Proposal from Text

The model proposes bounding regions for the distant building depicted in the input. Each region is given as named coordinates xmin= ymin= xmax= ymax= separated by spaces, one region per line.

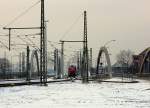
xmin=112 ymin=62 xmax=130 ymax=76
xmin=132 ymin=47 xmax=150 ymax=76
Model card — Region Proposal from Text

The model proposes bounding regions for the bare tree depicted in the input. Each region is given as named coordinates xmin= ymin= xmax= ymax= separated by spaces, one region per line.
xmin=116 ymin=49 xmax=134 ymax=66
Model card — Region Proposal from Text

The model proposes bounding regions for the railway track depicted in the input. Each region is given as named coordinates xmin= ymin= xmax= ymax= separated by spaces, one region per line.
xmin=0 ymin=79 xmax=71 ymax=87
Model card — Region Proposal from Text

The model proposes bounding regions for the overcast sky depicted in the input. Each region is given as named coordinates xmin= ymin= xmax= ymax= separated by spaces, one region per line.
xmin=0 ymin=0 xmax=150 ymax=64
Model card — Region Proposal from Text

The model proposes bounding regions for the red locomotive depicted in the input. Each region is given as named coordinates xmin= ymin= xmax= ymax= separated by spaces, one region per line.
xmin=68 ymin=65 xmax=77 ymax=78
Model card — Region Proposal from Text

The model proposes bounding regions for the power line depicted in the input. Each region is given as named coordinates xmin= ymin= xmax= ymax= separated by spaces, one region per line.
xmin=0 ymin=34 xmax=8 ymax=37
xmin=4 ymin=0 xmax=41 ymax=27
xmin=0 ymin=32 xmax=7 ymax=34
xmin=17 ymin=33 xmax=40 ymax=37
xmin=60 ymin=13 xmax=83 ymax=40
xmin=24 ymin=35 xmax=40 ymax=50
xmin=0 ymin=37 xmax=10 ymax=42
xmin=47 ymin=41 xmax=59 ymax=49
xmin=17 ymin=35 xmax=38 ymax=50
xmin=10 ymin=33 xmax=40 ymax=39
xmin=0 ymin=40 xmax=9 ymax=49
xmin=48 ymin=40 xmax=60 ymax=44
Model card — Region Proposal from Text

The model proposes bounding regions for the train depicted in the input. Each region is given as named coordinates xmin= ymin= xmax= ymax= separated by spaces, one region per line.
xmin=68 ymin=65 xmax=77 ymax=78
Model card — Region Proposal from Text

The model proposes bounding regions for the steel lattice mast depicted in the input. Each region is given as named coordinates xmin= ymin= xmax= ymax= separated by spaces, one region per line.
xmin=82 ymin=11 xmax=89 ymax=83
xmin=40 ymin=0 xmax=47 ymax=85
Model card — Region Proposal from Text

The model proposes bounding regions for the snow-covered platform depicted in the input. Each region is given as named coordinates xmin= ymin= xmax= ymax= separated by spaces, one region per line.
xmin=0 ymin=78 xmax=150 ymax=108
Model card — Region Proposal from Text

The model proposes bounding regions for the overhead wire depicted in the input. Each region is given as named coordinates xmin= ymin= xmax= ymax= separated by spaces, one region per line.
xmin=48 ymin=40 xmax=60 ymax=44
xmin=59 ymin=13 xmax=83 ymax=40
xmin=0 ymin=32 xmax=8 ymax=35
xmin=0 ymin=37 xmax=9 ymax=42
xmin=11 ymin=33 xmax=40 ymax=37
xmin=4 ymin=0 xmax=41 ymax=27
xmin=25 ymin=35 xmax=40 ymax=50
xmin=0 ymin=34 xmax=8 ymax=37
xmin=0 ymin=40 xmax=9 ymax=49
xmin=16 ymin=35 xmax=37 ymax=50
xmin=47 ymin=41 xmax=59 ymax=50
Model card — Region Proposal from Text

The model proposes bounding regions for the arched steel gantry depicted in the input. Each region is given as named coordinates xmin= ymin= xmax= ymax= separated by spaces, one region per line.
xmin=96 ymin=46 xmax=112 ymax=78
xmin=30 ymin=50 xmax=40 ymax=80
xmin=139 ymin=48 xmax=150 ymax=75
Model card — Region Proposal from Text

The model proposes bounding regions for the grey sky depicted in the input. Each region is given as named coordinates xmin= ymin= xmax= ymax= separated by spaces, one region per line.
xmin=0 ymin=0 xmax=150 ymax=64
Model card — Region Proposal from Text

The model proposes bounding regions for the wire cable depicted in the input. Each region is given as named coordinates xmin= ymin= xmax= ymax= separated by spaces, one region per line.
xmin=0 ymin=40 xmax=9 ymax=49
xmin=25 ymin=35 xmax=40 ymax=50
xmin=47 ymin=41 xmax=59 ymax=50
xmin=60 ymin=13 xmax=83 ymax=40
xmin=4 ymin=0 xmax=41 ymax=27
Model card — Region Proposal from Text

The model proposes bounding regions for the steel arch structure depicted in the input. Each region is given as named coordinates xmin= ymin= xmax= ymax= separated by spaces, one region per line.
xmin=30 ymin=50 xmax=40 ymax=80
xmin=96 ymin=46 xmax=112 ymax=78
xmin=139 ymin=48 xmax=150 ymax=75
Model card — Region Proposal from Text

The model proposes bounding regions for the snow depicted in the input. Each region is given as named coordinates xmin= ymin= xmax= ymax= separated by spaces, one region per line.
xmin=0 ymin=78 xmax=150 ymax=108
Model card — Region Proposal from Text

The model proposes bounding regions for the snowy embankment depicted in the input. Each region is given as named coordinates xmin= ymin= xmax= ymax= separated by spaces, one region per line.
xmin=0 ymin=78 xmax=150 ymax=108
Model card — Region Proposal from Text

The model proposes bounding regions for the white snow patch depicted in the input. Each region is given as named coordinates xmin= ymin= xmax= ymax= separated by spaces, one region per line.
xmin=0 ymin=78 xmax=150 ymax=108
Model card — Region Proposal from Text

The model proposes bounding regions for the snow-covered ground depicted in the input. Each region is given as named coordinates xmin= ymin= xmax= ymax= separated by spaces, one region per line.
xmin=0 ymin=78 xmax=150 ymax=108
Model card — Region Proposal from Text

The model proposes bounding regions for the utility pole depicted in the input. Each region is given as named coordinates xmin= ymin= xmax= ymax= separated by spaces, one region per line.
xmin=54 ymin=49 xmax=60 ymax=78
xmin=82 ymin=11 xmax=89 ymax=83
xmin=80 ymin=51 xmax=82 ymax=77
xmin=3 ymin=51 xmax=6 ymax=79
xmin=8 ymin=29 xmax=11 ymax=51
xmin=19 ymin=52 xmax=22 ymax=78
xmin=60 ymin=41 xmax=64 ymax=78
xmin=10 ymin=56 xmax=13 ymax=79
xmin=40 ymin=0 xmax=47 ymax=85
xmin=77 ymin=51 xmax=80 ymax=75
xmin=22 ymin=52 xmax=25 ymax=75
xmin=1 ymin=28 xmax=11 ymax=50
xmin=58 ymin=56 xmax=61 ymax=79
xmin=44 ymin=20 xmax=48 ymax=82
xmin=89 ymin=48 xmax=93 ymax=75
xmin=54 ymin=49 xmax=57 ymax=77
xmin=56 ymin=50 xmax=59 ymax=78
xmin=26 ymin=46 xmax=30 ymax=81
